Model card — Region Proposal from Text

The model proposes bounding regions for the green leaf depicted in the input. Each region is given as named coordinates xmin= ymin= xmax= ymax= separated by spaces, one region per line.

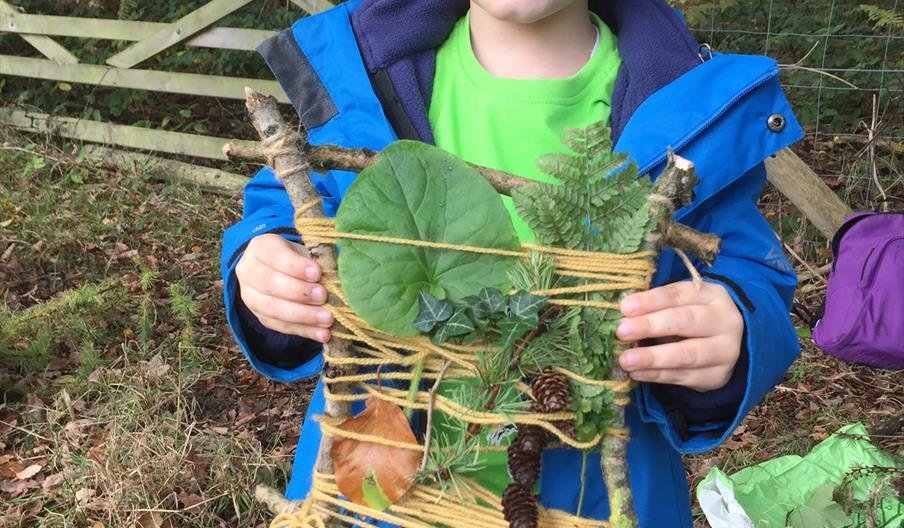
xmin=478 ymin=287 xmax=506 ymax=315
xmin=508 ymin=291 xmax=547 ymax=322
xmin=361 ymin=468 xmax=393 ymax=511
xmin=443 ymin=310 xmax=476 ymax=337
xmin=336 ymin=141 xmax=520 ymax=336
xmin=786 ymin=484 xmax=850 ymax=528
xmin=414 ymin=291 xmax=453 ymax=333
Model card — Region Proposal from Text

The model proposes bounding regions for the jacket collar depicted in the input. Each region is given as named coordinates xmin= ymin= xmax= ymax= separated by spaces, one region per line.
xmin=350 ymin=0 xmax=701 ymax=143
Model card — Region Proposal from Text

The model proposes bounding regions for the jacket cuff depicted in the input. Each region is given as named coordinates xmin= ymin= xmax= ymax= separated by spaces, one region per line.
xmin=636 ymin=275 xmax=798 ymax=453
xmin=236 ymin=293 xmax=322 ymax=370
xmin=650 ymin=338 xmax=749 ymax=438
xmin=222 ymin=217 xmax=324 ymax=382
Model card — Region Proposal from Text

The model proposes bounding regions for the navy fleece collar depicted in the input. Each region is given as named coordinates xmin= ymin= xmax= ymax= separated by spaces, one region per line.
xmin=350 ymin=0 xmax=701 ymax=144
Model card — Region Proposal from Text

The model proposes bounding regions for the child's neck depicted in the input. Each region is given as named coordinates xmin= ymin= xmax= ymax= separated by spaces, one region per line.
xmin=468 ymin=1 xmax=596 ymax=80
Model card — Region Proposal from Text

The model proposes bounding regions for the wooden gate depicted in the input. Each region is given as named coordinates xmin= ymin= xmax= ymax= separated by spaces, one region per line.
xmin=0 ymin=0 xmax=331 ymax=175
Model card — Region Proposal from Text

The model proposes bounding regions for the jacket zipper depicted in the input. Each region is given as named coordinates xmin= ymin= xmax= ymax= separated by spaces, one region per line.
xmin=637 ymin=66 xmax=779 ymax=177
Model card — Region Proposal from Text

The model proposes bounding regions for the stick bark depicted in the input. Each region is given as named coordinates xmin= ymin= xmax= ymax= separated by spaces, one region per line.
xmin=241 ymin=90 xmax=353 ymax=525
xmin=600 ymin=152 xmax=707 ymax=528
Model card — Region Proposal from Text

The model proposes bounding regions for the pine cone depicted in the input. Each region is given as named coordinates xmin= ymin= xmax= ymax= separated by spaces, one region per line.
xmin=554 ymin=419 xmax=577 ymax=440
xmin=502 ymin=484 xmax=538 ymax=528
xmin=532 ymin=367 xmax=571 ymax=413
xmin=511 ymin=425 xmax=548 ymax=455
xmin=507 ymin=444 xmax=541 ymax=487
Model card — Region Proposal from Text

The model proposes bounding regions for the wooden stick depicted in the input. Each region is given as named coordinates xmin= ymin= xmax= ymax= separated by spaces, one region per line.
xmin=419 ymin=361 xmax=452 ymax=474
xmin=600 ymin=152 xmax=707 ymax=528
xmin=225 ymin=134 xmax=720 ymax=264
xmin=241 ymin=89 xmax=353 ymax=525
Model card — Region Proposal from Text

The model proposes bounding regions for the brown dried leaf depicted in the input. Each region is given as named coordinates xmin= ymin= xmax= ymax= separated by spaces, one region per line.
xmin=14 ymin=464 xmax=42 ymax=481
xmin=330 ymin=397 xmax=420 ymax=508
xmin=177 ymin=490 xmax=204 ymax=509
xmin=0 ymin=459 xmax=25 ymax=479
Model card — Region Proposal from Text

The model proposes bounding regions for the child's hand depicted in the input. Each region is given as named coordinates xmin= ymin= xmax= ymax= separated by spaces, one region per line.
xmin=235 ymin=234 xmax=334 ymax=343
xmin=615 ymin=282 xmax=743 ymax=392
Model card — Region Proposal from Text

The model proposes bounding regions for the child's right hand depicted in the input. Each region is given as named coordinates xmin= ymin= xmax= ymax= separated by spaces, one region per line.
xmin=235 ymin=234 xmax=334 ymax=343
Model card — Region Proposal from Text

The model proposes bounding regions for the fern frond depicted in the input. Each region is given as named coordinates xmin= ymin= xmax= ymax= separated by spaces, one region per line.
xmin=856 ymin=5 xmax=904 ymax=31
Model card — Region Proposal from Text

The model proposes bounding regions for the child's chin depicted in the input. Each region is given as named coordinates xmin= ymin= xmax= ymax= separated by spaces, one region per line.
xmin=471 ymin=0 xmax=578 ymax=24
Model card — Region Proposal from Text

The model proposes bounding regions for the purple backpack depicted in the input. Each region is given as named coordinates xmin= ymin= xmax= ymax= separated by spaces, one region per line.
xmin=809 ymin=211 xmax=904 ymax=369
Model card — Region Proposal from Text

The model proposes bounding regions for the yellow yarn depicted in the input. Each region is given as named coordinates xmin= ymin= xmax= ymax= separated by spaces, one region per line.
xmin=271 ymin=204 xmax=654 ymax=528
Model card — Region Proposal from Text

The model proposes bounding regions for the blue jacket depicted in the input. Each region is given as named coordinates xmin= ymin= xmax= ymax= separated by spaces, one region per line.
xmin=220 ymin=0 xmax=803 ymax=525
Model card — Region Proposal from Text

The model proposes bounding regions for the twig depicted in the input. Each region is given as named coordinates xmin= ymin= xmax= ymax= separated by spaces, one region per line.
xmin=832 ymin=135 xmax=904 ymax=155
xmin=225 ymin=124 xmax=722 ymax=265
xmin=239 ymin=89 xmax=354 ymax=525
xmin=255 ymin=484 xmax=301 ymax=515
xmin=781 ymin=241 xmax=826 ymax=285
xmin=0 ymin=419 xmax=51 ymax=442
xmin=867 ymin=95 xmax=888 ymax=204
xmin=467 ymin=305 xmax=563 ymax=436
xmin=796 ymin=262 xmax=831 ymax=283
xmin=419 ymin=361 xmax=452 ymax=474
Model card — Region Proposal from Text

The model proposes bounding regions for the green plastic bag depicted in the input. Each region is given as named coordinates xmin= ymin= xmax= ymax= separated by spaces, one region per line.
xmin=697 ymin=423 xmax=903 ymax=528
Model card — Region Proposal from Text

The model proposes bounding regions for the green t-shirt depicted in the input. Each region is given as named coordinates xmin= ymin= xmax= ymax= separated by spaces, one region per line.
xmin=429 ymin=10 xmax=621 ymax=242
xmin=426 ymin=11 xmax=621 ymax=496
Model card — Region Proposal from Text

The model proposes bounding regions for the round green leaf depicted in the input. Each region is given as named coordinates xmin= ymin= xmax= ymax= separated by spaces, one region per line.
xmin=336 ymin=141 xmax=520 ymax=336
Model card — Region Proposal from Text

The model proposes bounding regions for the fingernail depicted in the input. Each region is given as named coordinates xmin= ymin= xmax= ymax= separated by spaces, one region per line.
xmin=316 ymin=329 xmax=329 ymax=343
xmin=620 ymin=350 xmax=638 ymax=369
xmin=621 ymin=298 xmax=637 ymax=314
xmin=305 ymin=266 xmax=320 ymax=281
xmin=616 ymin=321 xmax=632 ymax=339
xmin=312 ymin=286 xmax=326 ymax=302
xmin=317 ymin=310 xmax=333 ymax=325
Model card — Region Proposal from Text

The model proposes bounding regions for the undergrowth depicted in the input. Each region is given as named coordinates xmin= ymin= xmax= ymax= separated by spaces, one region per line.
xmin=0 ymin=128 xmax=311 ymax=528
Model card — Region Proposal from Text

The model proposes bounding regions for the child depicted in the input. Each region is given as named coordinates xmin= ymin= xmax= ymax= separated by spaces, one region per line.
xmin=220 ymin=0 xmax=802 ymax=525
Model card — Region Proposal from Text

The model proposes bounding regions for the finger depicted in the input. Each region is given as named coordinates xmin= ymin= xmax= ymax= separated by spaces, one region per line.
xmin=242 ymin=286 xmax=334 ymax=328
xmin=618 ymin=338 xmax=732 ymax=371
xmin=257 ymin=315 xmax=331 ymax=343
xmin=616 ymin=305 xmax=724 ymax=341
xmin=249 ymin=235 xmax=321 ymax=281
xmin=620 ymin=281 xmax=719 ymax=316
xmin=627 ymin=366 xmax=734 ymax=392
xmin=246 ymin=271 xmax=327 ymax=306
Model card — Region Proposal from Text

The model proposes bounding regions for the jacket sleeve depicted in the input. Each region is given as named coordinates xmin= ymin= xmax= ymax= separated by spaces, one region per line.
xmin=220 ymin=166 xmax=324 ymax=382
xmin=635 ymin=161 xmax=800 ymax=453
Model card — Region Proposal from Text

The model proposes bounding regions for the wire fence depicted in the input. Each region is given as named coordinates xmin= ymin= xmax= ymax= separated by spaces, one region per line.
xmin=681 ymin=0 xmax=903 ymax=147
xmin=679 ymin=0 xmax=902 ymax=250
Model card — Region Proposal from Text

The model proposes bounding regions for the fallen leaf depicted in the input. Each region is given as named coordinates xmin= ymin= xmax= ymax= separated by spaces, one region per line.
xmin=134 ymin=511 xmax=174 ymax=528
xmin=15 ymin=464 xmax=42 ymax=481
xmin=0 ymin=478 xmax=40 ymax=496
xmin=177 ymin=490 xmax=204 ymax=509
xmin=330 ymin=397 xmax=420 ymax=509
xmin=75 ymin=487 xmax=95 ymax=506
xmin=42 ymin=469 xmax=76 ymax=491
xmin=0 ymin=459 xmax=25 ymax=479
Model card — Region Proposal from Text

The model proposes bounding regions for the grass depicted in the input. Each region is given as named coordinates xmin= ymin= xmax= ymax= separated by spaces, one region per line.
xmin=0 ymin=127 xmax=313 ymax=528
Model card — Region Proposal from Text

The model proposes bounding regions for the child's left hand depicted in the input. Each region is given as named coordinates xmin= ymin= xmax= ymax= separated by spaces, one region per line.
xmin=615 ymin=282 xmax=744 ymax=392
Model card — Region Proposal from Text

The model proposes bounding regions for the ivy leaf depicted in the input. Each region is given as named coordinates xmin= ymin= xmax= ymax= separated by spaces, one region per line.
xmin=478 ymin=287 xmax=507 ymax=315
xmin=336 ymin=141 xmax=520 ymax=336
xmin=414 ymin=291 xmax=453 ymax=333
xmin=786 ymin=484 xmax=850 ymax=528
xmin=446 ymin=310 xmax=476 ymax=337
xmin=462 ymin=296 xmax=490 ymax=329
xmin=331 ymin=398 xmax=421 ymax=508
xmin=464 ymin=287 xmax=507 ymax=329
xmin=508 ymin=291 xmax=547 ymax=322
